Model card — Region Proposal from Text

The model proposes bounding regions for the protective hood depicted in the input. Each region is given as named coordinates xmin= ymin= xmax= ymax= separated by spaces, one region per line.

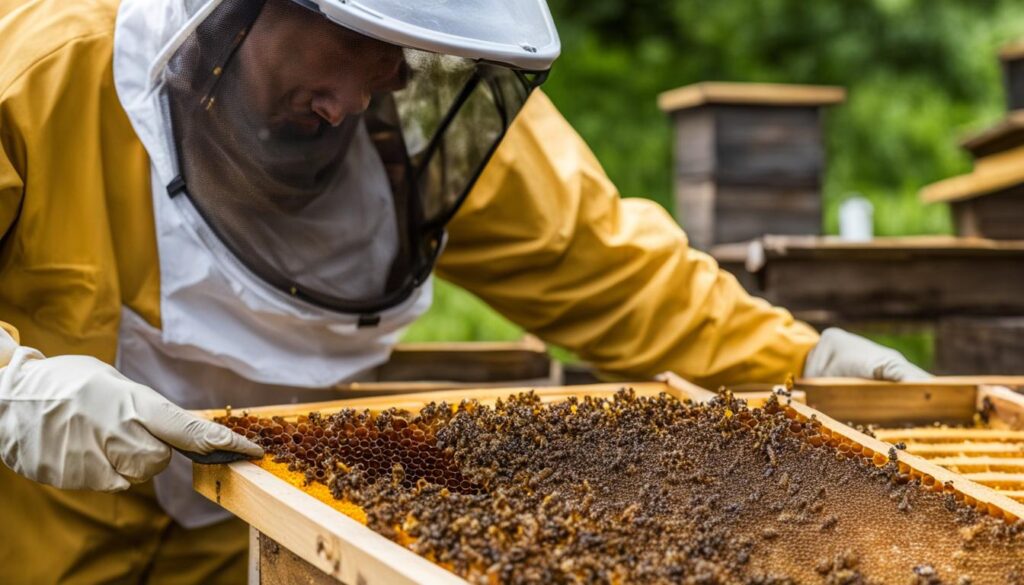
xmin=114 ymin=0 xmax=556 ymax=316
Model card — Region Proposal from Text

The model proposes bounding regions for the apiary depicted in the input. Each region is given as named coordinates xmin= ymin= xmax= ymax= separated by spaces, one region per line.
xmin=657 ymin=82 xmax=845 ymax=249
xmin=194 ymin=379 xmax=1024 ymax=584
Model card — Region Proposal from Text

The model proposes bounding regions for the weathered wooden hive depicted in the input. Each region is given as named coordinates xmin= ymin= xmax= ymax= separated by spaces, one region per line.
xmin=918 ymin=40 xmax=1024 ymax=241
xmin=658 ymin=82 xmax=845 ymax=250
xmin=195 ymin=379 xmax=1024 ymax=584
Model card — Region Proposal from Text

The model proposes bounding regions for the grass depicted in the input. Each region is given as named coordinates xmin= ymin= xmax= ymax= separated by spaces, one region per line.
xmin=401 ymin=279 xmax=523 ymax=343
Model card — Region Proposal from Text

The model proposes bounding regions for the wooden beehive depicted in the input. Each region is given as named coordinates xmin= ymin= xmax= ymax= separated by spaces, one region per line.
xmin=1000 ymin=40 xmax=1024 ymax=111
xmin=919 ymin=113 xmax=1024 ymax=240
xmin=712 ymin=235 xmax=1024 ymax=324
xmin=658 ymin=82 xmax=845 ymax=249
xmin=193 ymin=377 xmax=1024 ymax=584
xmin=935 ymin=317 xmax=1024 ymax=375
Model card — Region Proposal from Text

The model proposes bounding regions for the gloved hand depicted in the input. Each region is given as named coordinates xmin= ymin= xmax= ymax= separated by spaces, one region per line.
xmin=0 ymin=331 xmax=262 ymax=492
xmin=803 ymin=327 xmax=931 ymax=382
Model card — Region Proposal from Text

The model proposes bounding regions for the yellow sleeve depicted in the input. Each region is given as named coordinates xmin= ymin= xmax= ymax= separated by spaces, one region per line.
xmin=0 ymin=125 xmax=22 ymax=345
xmin=437 ymin=92 xmax=820 ymax=388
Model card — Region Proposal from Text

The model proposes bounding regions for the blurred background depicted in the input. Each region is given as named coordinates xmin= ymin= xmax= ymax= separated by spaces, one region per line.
xmin=403 ymin=0 xmax=1024 ymax=370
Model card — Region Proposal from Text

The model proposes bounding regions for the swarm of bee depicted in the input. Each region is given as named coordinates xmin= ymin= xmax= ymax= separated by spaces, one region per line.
xmin=218 ymin=390 xmax=1024 ymax=584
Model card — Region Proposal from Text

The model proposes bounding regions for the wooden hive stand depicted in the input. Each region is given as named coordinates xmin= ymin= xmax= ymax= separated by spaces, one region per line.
xmin=712 ymin=235 xmax=1024 ymax=374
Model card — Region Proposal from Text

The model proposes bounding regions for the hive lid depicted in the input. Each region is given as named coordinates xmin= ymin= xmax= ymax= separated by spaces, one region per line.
xmin=999 ymin=39 xmax=1024 ymax=62
xmin=959 ymin=110 xmax=1024 ymax=158
xmin=657 ymin=81 xmax=846 ymax=113
xmin=920 ymin=145 xmax=1024 ymax=203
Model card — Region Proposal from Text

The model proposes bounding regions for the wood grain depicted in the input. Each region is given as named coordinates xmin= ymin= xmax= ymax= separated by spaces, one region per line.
xmin=193 ymin=462 xmax=466 ymax=585
xmin=659 ymin=82 xmax=846 ymax=112
xmin=711 ymin=236 xmax=1024 ymax=320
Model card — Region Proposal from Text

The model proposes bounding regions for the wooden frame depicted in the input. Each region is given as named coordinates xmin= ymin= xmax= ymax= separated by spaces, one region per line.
xmin=194 ymin=377 xmax=1024 ymax=584
xmin=730 ymin=376 xmax=1024 ymax=426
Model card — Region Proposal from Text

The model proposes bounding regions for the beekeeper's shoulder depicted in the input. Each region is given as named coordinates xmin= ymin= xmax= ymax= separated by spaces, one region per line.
xmin=0 ymin=0 xmax=119 ymax=99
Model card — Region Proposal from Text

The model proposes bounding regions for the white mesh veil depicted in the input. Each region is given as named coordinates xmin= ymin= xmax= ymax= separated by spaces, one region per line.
xmin=162 ymin=0 xmax=545 ymax=316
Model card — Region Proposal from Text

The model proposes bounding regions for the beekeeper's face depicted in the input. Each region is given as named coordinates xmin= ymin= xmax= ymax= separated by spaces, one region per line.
xmin=236 ymin=0 xmax=409 ymax=140
xmin=163 ymin=0 xmax=541 ymax=313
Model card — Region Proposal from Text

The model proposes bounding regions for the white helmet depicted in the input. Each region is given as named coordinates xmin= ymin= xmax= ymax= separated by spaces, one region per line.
xmin=298 ymin=0 xmax=560 ymax=70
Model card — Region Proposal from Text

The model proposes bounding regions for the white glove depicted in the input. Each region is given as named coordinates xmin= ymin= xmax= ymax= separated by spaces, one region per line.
xmin=0 ymin=331 xmax=262 ymax=492
xmin=804 ymin=327 xmax=931 ymax=382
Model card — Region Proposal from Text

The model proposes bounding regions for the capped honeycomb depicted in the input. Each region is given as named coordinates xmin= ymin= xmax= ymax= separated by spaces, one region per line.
xmin=218 ymin=391 xmax=1024 ymax=584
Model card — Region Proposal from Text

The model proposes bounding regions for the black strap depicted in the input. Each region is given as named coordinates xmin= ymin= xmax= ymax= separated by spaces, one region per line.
xmin=166 ymin=175 xmax=187 ymax=198
xmin=357 ymin=314 xmax=381 ymax=328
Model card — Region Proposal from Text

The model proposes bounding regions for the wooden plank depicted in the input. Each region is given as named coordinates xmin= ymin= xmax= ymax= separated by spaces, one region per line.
xmin=675 ymin=180 xmax=821 ymax=248
xmin=713 ymin=236 xmax=1024 ymax=320
xmin=927 ymin=457 xmax=1024 ymax=473
xmin=194 ymin=382 xmax=678 ymax=422
xmin=949 ymin=189 xmax=1024 ymax=241
xmin=250 ymin=526 xmax=261 ymax=584
xmin=1005 ymin=57 xmax=1024 ymax=111
xmin=936 ymin=316 xmax=1024 ymax=375
xmin=671 ymin=107 xmax=716 ymax=177
xmin=919 ymin=145 xmax=1024 ymax=203
xmin=960 ymin=472 xmax=1024 ymax=488
xmin=377 ymin=337 xmax=559 ymax=385
xmin=658 ymin=82 xmax=845 ymax=112
xmin=259 ymin=532 xmax=339 ymax=585
xmin=674 ymin=177 xmax=716 ymax=250
xmin=978 ymin=385 xmax=1024 ymax=430
xmin=791 ymin=379 xmax=980 ymax=427
xmin=902 ymin=443 xmax=1024 ymax=457
xmin=873 ymin=428 xmax=1024 ymax=443
xmin=713 ymin=105 xmax=825 ymax=186
xmin=193 ymin=462 xmax=466 ymax=585
xmin=752 ymin=234 xmax=1024 ymax=254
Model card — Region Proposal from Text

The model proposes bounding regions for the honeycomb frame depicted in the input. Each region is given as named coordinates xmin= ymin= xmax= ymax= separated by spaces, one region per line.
xmin=193 ymin=378 xmax=1024 ymax=584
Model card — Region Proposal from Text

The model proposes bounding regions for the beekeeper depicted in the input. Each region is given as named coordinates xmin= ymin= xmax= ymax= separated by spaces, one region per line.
xmin=0 ymin=0 xmax=928 ymax=581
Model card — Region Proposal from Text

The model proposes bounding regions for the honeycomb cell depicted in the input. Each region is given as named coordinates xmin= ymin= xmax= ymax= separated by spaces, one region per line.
xmin=216 ymin=391 xmax=1024 ymax=584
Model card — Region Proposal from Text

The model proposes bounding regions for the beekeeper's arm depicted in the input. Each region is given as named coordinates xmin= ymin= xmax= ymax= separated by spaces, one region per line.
xmin=0 ymin=100 xmax=261 ymax=493
xmin=439 ymin=92 xmax=927 ymax=387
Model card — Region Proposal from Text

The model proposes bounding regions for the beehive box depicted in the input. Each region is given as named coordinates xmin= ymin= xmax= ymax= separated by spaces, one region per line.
xmin=919 ymin=113 xmax=1024 ymax=240
xmin=1001 ymin=41 xmax=1024 ymax=111
xmin=194 ymin=377 xmax=1024 ymax=584
xmin=658 ymin=82 xmax=845 ymax=249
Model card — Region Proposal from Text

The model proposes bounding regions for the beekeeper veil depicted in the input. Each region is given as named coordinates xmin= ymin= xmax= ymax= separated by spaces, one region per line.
xmin=162 ymin=0 xmax=559 ymax=315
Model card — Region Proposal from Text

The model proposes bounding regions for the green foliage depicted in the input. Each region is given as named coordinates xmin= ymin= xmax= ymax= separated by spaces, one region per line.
xmin=406 ymin=1 xmax=1024 ymax=371
xmin=542 ymin=0 xmax=1024 ymax=232
xmin=401 ymin=279 xmax=523 ymax=342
